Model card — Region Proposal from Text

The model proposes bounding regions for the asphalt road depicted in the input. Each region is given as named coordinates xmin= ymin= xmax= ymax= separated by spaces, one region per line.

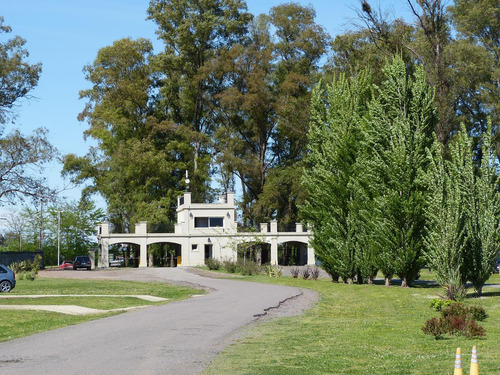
xmin=0 ymin=268 xmax=312 ymax=375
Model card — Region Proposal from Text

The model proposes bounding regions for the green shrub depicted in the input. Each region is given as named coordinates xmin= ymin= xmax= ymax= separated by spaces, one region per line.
xmin=429 ymin=298 xmax=454 ymax=311
xmin=240 ymin=261 xmax=261 ymax=276
xmin=222 ymin=258 xmax=238 ymax=273
xmin=10 ymin=256 xmax=40 ymax=281
xmin=205 ymin=258 xmax=221 ymax=270
xmin=264 ymin=264 xmax=283 ymax=278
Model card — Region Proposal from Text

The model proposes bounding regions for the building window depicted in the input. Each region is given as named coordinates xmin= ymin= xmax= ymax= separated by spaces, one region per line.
xmin=195 ymin=217 xmax=209 ymax=228
xmin=210 ymin=217 xmax=223 ymax=227
xmin=192 ymin=244 xmax=198 ymax=251
xmin=194 ymin=217 xmax=224 ymax=228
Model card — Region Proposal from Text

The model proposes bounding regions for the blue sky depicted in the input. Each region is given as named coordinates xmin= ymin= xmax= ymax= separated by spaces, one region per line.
xmin=1 ymin=0 xmax=410 ymax=208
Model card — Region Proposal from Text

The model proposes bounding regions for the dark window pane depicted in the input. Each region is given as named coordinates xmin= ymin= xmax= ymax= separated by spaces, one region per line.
xmin=210 ymin=217 xmax=223 ymax=227
xmin=195 ymin=217 xmax=209 ymax=228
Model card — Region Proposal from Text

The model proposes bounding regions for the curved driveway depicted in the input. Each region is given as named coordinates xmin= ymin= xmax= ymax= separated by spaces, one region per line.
xmin=0 ymin=268 xmax=308 ymax=375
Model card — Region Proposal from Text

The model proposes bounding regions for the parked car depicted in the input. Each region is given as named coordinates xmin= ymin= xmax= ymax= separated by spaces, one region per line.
xmin=59 ymin=260 xmax=74 ymax=270
xmin=73 ymin=256 xmax=91 ymax=270
xmin=109 ymin=257 xmax=124 ymax=267
xmin=0 ymin=264 xmax=16 ymax=292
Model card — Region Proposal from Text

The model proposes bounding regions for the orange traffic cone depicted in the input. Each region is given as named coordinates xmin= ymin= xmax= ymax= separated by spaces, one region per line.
xmin=454 ymin=348 xmax=463 ymax=375
xmin=470 ymin=346 xmax=479 ymax=375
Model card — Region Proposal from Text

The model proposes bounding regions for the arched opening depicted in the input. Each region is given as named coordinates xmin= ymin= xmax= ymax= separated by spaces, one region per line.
xmin=236 ymin=241 xmax=271 ymax=265
xmin=147 ymin=242 xmax=182 ymax=267
xmin=278 ymin=241 xmax=308 ymax=266
xmin=109 ymin=243 xmax=140 ymax=268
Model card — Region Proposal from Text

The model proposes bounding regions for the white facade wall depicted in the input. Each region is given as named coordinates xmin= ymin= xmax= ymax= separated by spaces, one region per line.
xmin=97 ymin=192 xmax=313 ymax=268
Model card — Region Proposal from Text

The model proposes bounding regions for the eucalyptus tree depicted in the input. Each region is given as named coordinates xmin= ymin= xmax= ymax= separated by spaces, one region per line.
xmin=0 ymin=17 xmax=41 ymax=127
xmin=147 ymin=0 xmax=252 ymax=202
xmin=214 ymin=3 xmax=330 ymax=227
xmin=63 ymin=38 xmax=180 ymax=232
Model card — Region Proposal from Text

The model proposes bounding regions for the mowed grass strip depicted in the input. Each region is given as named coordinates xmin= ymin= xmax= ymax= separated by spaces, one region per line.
xmin=204 ymin=273 xmax=500 ymax=375
xmin=0 ymin=278 xmax=200 ymax=342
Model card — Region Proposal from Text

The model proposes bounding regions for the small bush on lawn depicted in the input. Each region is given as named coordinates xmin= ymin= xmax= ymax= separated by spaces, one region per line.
xmin=311 ymin=267 xmax=321 ymax=280
xmin=422 ymin=301 xmax=486 ymax=339
xmin=301 ymin=267 xmax=311 ymax=280
xmin=429 ymin=298 xmax=454 ymax=312
xmin=264 ymin=264 xmax=283 ymax=278
xmin=222 ymin=258 xmax=238 ymax=273
xmin=422 ymin=317 xmax=446 ymax=339
xmin=240 ymin=261 xmax=261 ymax=276
xmin=206 ymin=258 xmax=221 ymax=270
xmin=10 ymin=255 xmax=41 ymax=281
xmin=290 ymin=267 xmax=300 ymax=278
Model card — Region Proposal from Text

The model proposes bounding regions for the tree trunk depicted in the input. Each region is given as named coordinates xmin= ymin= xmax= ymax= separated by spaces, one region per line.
xmin=367 ymin=276 xmax=374 ymax=285
xmin=385 ymin=277 xmax=391 ymax=287
xmin=401 ymin=277 xmax=409 ymax=288
xmin=347 ymin=277 xmax=354 ymax=284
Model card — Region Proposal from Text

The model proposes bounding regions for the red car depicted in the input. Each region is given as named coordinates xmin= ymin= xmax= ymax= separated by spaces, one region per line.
xmin=59 ymin=261 xmax=74 ymax=270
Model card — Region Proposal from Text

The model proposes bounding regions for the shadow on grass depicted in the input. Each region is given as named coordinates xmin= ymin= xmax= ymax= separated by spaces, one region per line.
xmin=466 ymin=290 xmax=500 ymax=298
xmin=371 ymin=278 xmax=440 ymax=289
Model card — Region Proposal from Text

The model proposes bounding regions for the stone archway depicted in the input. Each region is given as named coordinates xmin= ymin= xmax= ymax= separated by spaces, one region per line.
xmin=278 ymin=241 xmax=309 ymax=266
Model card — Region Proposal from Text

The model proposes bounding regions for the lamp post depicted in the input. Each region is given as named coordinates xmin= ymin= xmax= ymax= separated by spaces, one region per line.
xmin=56 ymin=210 xmax=63 ymax=266
xmin=39 ymin=199 xmax=44 ymax=252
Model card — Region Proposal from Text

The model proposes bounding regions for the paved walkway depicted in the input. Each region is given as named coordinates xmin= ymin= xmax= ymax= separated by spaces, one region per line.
xmin=0 ymin=267 xmax=316 ymax=375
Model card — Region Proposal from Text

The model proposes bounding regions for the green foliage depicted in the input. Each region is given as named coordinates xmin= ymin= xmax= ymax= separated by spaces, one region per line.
xmin=9 ymin=255 xmax=40 ymax=281
xmin=222 ymin=258 xmax=238 ymax=273
xmin=0 ymin=128 xmax=57 ymax=203
xmin=205 ymin=258 xmax=221 ymax=271
xmin=360 ymin=56 xmax=437 ymax=287
xmin=425 ymin=120 xmax=500 ymax=297
xmin=0 ymin=17 xmax=41 ymax=125
xmin=302 ymin=70 xmax=372 ymax=284
xmin=429 ymin=298 xmax=455 ymax=312
xmin=239 ymin=260 xmax=261 ymax=276
xmin=263 ymin=264 xmax=282 ymax=278
xmin=462 ymin=120 xmax=500 ymax=295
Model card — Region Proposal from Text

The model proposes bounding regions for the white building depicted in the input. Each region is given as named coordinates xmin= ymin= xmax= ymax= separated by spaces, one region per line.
xmin=96 ymin=192 xmax=314 ymax=268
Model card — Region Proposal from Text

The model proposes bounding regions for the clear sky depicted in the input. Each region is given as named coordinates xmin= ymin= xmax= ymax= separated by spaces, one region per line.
xmin=1 ymin=0 xmax=410 ymax=209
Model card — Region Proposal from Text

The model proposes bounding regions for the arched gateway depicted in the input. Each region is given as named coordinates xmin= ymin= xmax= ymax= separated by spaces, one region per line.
xmin=97 ymin=192 xmax=314 ymax=268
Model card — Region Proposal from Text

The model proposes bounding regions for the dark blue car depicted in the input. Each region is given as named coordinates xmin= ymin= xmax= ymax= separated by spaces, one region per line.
xmin=0 ymin=264 xmax=16 ymax=292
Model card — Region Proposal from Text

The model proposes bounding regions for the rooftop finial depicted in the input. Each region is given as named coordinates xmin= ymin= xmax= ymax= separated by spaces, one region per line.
xmin=185 ymin=170 xmax=190 ymax=191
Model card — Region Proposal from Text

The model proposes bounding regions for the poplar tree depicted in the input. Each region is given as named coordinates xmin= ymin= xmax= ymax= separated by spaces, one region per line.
xmin=302 ymin=71 xmax=372 ymax=283
xmin=463 ymin=120 xmax=500 ymax=296
xmin=361 ymin=56 xmax=437 ymax=287
xmin=423 ymin=135 xmax=468 ymax=300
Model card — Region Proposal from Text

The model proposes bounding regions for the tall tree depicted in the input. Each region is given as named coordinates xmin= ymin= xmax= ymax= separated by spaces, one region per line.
xmin=423 ymin=136 xmax=468 ymax=300
xmin=215 ymin=3 xmax=330 ymax=226
xmin=63 ymin=38 xmax=180 ymax=232
xmin=463 ymin=120 xmax=500 ymax=296
xmin=361 ymin=56 xmax=437 ymax=287
xmin=0 ymin=17 xmax=41 ymax=127
xmin=449 ymin=0 xmax=500 ymax=142
xmin=147 ymin=0 xmax=252 ymax=202
xmin=0 ymin=128 xmax=57 ymax=204
xmin=302 ymin=71 xmax=372 ymax=283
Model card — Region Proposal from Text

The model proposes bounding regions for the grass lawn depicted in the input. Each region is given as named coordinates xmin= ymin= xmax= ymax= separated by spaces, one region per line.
xmin=203 ymin=272 xmax=500 ymax=375
xmin=0 ymin=277 xmax=199 ymax=342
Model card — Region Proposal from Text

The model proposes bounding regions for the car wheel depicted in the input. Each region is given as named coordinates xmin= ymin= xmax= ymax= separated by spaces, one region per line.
xmin=73 ymin=266 xmax=77 ymax=270
xmin=0 ymin=280 xmax=12 ymax=293
xmin=87 ymin=267 xmax=91 ymax=270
